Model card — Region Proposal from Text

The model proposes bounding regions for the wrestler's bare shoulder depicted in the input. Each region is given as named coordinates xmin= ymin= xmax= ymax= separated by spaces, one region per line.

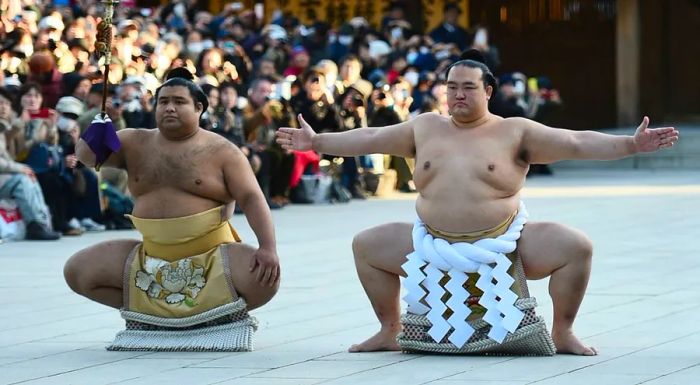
xmin=498 ymin=116 xmax=537 ymax=131
xmin=414 ymin=111 xmax=444 ymax=126
xmin=197 ymin=129 xmax=246 ymax=158
xmin=117 ymin=127 xmax=149 ymax=144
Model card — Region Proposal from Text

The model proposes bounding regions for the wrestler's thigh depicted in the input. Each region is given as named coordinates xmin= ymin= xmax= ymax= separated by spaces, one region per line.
xmin=354 ymin=222 xmax=414 ymax=277
xmin=518 ymin=222 xmax=592 ymax=280
xmin=224 ymin=243 xmax=279 ymax=310
xmin=64 ymin=239 xmax=140 ymax=290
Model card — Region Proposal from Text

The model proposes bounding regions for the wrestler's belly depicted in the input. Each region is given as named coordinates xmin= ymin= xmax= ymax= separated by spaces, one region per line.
xmin=415 ymin=194 xmax=521 ymax=234
xmin=132 ymin=188 xmax=234 ymax=219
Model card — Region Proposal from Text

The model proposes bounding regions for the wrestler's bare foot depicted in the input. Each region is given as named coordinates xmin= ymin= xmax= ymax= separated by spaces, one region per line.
xmin=348 ymin=327 xmax=401 ymax=352
xmin=552 ymin=329 xmax=598 ymax=356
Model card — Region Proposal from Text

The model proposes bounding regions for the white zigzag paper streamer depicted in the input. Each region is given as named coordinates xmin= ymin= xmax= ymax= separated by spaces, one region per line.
xmin=401 ymin=202 xmax=528 ymax=346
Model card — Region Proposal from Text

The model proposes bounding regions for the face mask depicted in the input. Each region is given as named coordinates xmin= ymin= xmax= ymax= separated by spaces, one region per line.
xmin=338 ymin=35 xmax=353 ymax=46
xmin=187 ymin=42 xmax=204 ymax=54
xmin=201 ymin=39 xmax=215 ymax=49
xmin=174 ymin=3 xmax=185 ymax=17
xmin=220 ymin=41 xmax=236 ymax=54
xmin=406 ymin=51 xmax=418 ymax=64
xmin=419 ymin=46 xmax=430 ymax=55
xmin=404 ymin=71 xmax=419 ymax=87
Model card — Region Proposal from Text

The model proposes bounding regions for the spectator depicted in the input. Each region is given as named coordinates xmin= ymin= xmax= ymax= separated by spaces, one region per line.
xmin=55 ymin=96 xmax=105 ymax=232
xmin=336 ymin=81 xmax=372 ymax=199
xmin=0 ymin=87 xmax=59 ymax=240
xmin=490 ymin=74 xmax=527 ymax=118
xmin=61 ymin=72 xmax=91 ymax=101
xmin=21 ymin=118 xmax=83 ymax=236
xmin=26 ymin=52 xmax=63 ymax=108
xmin=118 ymin=79 xmax=155 ymax=128
xmin=334 ymin=55 xmax=365 ymax=98
xmin=469 ymin=26 xmax=500 ymax=73
xmin=7 ymin=82 xmax=58 ymax=162
xmin=429 ymin=3 xmax=470 ymax=51
xmin=244 ymin=77 xmax=295 ymax=208
xmin=283 ymin=46 xmax=310 ymax=78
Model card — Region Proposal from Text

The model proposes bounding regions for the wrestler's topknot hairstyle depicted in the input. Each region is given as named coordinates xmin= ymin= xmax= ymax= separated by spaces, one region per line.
xmin=444 ymin=49 xmax=497 ymax=90
xmin=155 ymin=67 xmax=209 ymax=115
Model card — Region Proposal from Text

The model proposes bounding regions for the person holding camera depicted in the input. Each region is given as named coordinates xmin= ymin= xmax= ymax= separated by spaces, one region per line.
xmin=7 ymin=82 xmax=59 ymax=162
xmin=335 ymin=82 xmax=372 ymax=199
xmin=369 ymin=80 xmax=416 ymax=193
xmin=78 ymin=83 xmax=126 ymax=133
xmin=117 ymin=80 xmax=155 ymax=129
xmin=244 ymin=77 xmax=295 ymax=208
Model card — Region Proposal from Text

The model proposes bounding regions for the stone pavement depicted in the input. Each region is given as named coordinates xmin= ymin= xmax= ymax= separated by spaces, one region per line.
xmin=1 ymin=169 xmax=699 ymax=385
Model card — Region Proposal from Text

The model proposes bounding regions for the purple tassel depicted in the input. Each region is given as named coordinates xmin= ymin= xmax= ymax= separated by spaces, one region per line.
xmin=81 ymin=113 xmax=121 ymax=169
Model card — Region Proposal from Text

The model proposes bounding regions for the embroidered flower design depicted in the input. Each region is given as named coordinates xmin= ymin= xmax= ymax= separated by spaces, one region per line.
xmin=135 ymin=257 xmax=206 ymax=306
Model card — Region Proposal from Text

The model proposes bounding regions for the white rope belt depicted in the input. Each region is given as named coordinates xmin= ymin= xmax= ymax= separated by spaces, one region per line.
xmin=401 ymin=202 xmax=528 ymax=346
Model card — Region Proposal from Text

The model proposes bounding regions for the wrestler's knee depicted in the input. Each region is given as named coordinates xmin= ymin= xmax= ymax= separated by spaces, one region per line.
xmin=569 ymin=230 xmax=593 ymax=263
xmin=224 ymin=243 xmax=280 ymax=310
xmin=63 ymin=251 xmax=89 ymax=294
xmin=352 ymin=231 xmax=369 ymax=260
xmin=352 ymin=222 xmax=402 ymax=258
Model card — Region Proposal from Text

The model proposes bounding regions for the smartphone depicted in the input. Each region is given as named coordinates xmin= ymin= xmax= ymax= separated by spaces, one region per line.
xmin=29 ymin=108 xmax=50 ymax=119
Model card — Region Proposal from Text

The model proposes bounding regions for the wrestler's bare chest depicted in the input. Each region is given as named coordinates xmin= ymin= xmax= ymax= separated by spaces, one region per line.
xmin=413 ymin=120 xmax=527 ymax=197
xmin=125 ymin=132 xmax=231 ymax=202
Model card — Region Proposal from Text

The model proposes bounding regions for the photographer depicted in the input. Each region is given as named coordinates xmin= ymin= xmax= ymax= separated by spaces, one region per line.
xmin=244 ymin=77 xmax=295 ymax=208
xmin=335 ymin=82 xmax=372 ymax=199
xmin=7 ymin=82 xmax=58 ymax=162
xmin=368 ymin=82 xmax=415 ymax=193
xmin=116 ymin=79 xmax=155 ymax=129
xmin=55 ymin=96 xmax=105 ymax=232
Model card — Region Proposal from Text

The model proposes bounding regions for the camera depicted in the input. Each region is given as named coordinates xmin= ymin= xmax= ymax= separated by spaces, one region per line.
xmin=351 ymin=93 xmax=364 ymax=107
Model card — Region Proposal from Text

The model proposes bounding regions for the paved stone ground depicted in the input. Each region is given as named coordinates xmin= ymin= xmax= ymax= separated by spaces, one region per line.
xmin=2 ymin=169 xmax=699 ymax=385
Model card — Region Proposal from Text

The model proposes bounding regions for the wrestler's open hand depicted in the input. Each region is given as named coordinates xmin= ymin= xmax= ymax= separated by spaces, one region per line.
xmin=633 ymin=116 xmax=679 ymax=153
xmin=276 ymin=114 xmax=315 ymax=151
xmin=249 ymin=247 xmax=280 ymax=287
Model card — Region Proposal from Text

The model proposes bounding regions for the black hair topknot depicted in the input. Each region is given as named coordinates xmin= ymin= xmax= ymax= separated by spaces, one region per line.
xmin=459 ymin=49 xmax=487 ymax=63
xmin=165 ymin=67 xmax=196 ymax=82
xmin=444 ymin=49 xmax=497 ymax=90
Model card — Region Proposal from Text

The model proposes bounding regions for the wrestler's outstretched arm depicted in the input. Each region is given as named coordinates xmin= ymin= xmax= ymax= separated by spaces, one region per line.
xmin=519 ymin=116 xmax=679 ymax=165
xmin=76 ymin=128 xmax=137 ymax=169
xmin=222 ymin=143 xmax=280 ymax=287
xmin=276 ymin=113 xmax=421 ymax=158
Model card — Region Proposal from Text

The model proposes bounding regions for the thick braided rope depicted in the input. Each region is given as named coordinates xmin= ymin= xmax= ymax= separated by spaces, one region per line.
xmin=401 ymin=202 xmax=528 ymax=346
xmin=101 ymin=1 xmax=114 ymax=66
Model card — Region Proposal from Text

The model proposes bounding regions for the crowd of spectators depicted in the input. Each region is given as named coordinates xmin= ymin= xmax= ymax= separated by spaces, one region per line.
xmin=0 ymin=0 xmax=562 ymax=241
